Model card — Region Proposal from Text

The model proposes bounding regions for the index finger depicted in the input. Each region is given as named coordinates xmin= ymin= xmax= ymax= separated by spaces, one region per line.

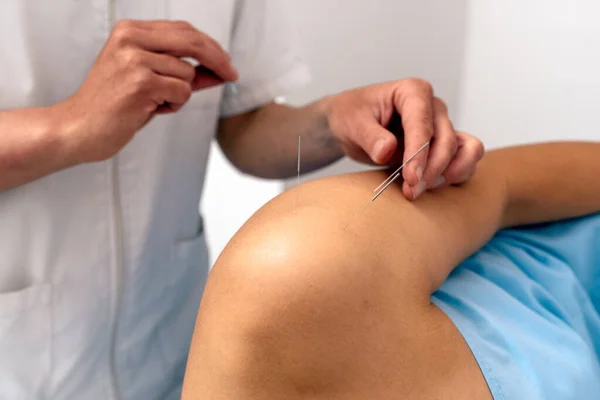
xmin=394 ymin=79 xmax=434 ymax=187
xmin=134 ymin=21 xmax=239 ymax=82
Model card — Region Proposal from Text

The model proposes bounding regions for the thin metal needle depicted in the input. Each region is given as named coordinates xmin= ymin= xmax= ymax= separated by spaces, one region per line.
xmin=296 ymin=136 xmax=301 ymax=209
xmin=343 ymin=141 xmax=431 ymax=230
xmin=372 ymin=172 xmax=402 ymax=202
xmin=373 ymin=141 xmax=431 ymax=193
xmin=343 ymin=202 xmax=372 ymax=230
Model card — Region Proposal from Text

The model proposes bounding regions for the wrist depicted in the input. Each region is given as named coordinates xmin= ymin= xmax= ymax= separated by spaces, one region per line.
xmin=310 ymin=95 xmax=344 ymax=157
xmin=3 ymin=104 xmax=78 ymax=173
xmin=47 ymin=100 xmax=86 ymax=168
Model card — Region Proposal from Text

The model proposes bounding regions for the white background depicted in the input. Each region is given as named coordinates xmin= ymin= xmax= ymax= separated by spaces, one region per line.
xmin=202 ymin=0 xmax=600 ymax=265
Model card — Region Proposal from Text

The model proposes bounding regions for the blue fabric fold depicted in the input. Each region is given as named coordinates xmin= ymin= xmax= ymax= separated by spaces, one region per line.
xmin=432 ymin=213 xmax=600 ymax=400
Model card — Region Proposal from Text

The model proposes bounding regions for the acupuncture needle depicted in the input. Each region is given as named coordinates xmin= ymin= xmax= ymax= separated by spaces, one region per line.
xmin=296 ymin=135 xmax=301 ymax=209
xmin=226 ymin=82 xmax=238 ymax=96
xmin=343 ymin=141 xmax=430 ymax=230
xmin=373 ymin=141 xmax=430 ymax=194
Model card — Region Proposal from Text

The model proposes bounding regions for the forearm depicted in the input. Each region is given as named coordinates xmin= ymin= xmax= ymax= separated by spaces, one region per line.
xmin=433 ymin=141 xmax=600 ymax=255
xmin=494 ymin=141 xmax=600 ymax=228
xmin=391 ymin=141 xmax=600 ymax=291
xmin=217 ymin=99 xmax=344 ymax=179
xmin=0 ymin=106 xmax=73 ymax=192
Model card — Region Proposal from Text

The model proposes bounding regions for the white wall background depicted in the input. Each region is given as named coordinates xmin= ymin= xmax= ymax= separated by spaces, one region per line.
xmin=203 ymin=0 xmax=600 ymax=265
xmin=201 ymin=145 xmax=282 ymax=266
xmin=458 ymin=0 xmax=600 ymax=146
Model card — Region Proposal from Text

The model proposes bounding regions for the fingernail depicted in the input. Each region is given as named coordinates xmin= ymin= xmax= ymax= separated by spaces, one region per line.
xmin=431 ymin=176 xmax=446 ymax=189
xmin=415 ymin=165 xmax=424 ymax=181
xmin=411 ymin=180 xmax=428 ymax=199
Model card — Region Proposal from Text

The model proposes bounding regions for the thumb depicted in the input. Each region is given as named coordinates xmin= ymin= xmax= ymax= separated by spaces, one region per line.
xmin=356 ymin=119 xmax=398 ymax=165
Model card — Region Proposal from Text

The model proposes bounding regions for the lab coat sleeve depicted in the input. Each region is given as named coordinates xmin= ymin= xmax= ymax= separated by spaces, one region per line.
xmin=220 ymin=0 xmax=311 ymax=117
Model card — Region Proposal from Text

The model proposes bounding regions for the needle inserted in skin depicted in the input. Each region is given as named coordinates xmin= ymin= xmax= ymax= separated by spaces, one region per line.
xmin=371 ymin=172 xmax=401 ymax=202
xmin=342 ymin=201 xmax=372 ymax=230
xmin=373 ymin=141 xmax=431 ymax=193
xmin=296 ymin=136 xmax=301 ymax=209
xmin=343 ymin=141 xmax=431 ymax=230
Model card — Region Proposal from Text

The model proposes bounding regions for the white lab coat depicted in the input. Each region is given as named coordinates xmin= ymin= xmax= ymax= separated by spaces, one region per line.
xmin=0 ymin=1 xmax=310 ymax=399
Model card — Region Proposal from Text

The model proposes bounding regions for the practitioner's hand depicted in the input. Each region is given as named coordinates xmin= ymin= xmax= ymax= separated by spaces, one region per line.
xmin=55 ymin=19 xmax=238 ymax=164
xmin=325 ymin=79 xmax=485 ymax=200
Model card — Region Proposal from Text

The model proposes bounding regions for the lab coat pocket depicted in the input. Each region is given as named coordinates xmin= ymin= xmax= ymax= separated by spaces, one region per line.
xmin=157 ymin=233 xmax=210 ymax=389
xmin=0 ymin=283 xmax=52 ymax=399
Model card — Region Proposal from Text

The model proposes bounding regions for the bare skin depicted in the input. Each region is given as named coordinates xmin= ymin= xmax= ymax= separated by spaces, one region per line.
xmin=182 ymin=141 xmax=600 ymax=399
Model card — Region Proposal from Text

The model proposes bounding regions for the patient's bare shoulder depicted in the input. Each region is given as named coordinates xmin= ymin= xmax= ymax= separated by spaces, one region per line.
xmin=195 ymin=170 xmax=425 ymax=340
xmin=210 ymin=164 xmax=500 ymax=300
xmin=182 ymin=170 xmax=493 ymax=400
xmin=182 ymin=172 xmax=423 ymax=398
xmin=204 ymin=170 xmax=429 ymax=316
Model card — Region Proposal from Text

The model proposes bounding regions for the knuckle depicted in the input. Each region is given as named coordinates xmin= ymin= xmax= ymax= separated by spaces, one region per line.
xmin=209 ymin=37 xmax=225 ymax=52
xmin=461 ymin=131 xmax=486 ymax=160
xmin=183 ymin=63 xmax=196 ymax=82
xmin=175 ymin=20 xmax=193 ymax=30
xmin=186 ymin=34 xmax=207 ymax=56
xmin=434 ymin=97 xmax=448 ymax=113
xmin=111 ymin=30 xmax=128 ymax=46
xmin=131 ymin=70 xmax=154 ymax=92
xmin=195 ymin=36 xmax=208 ymax=51
xmin=474 ymin=138 xmax=485 ymax=160
xmin=406 ymin=77 xmax=433 ymax=95
xmin=180 ymin=83 xmax=192 ymax=102
xmin=420 ymin=80 xmax=434 ymax=97
xmin=186 ymin=30 xmax=205 ymax=46
xmin=112 ymin=20 xmax=135 ymax=44
xmin=120 ymin=49 xmax=143 ymax=67
xmin=115 ymin=19 xmax=135 ymax=30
